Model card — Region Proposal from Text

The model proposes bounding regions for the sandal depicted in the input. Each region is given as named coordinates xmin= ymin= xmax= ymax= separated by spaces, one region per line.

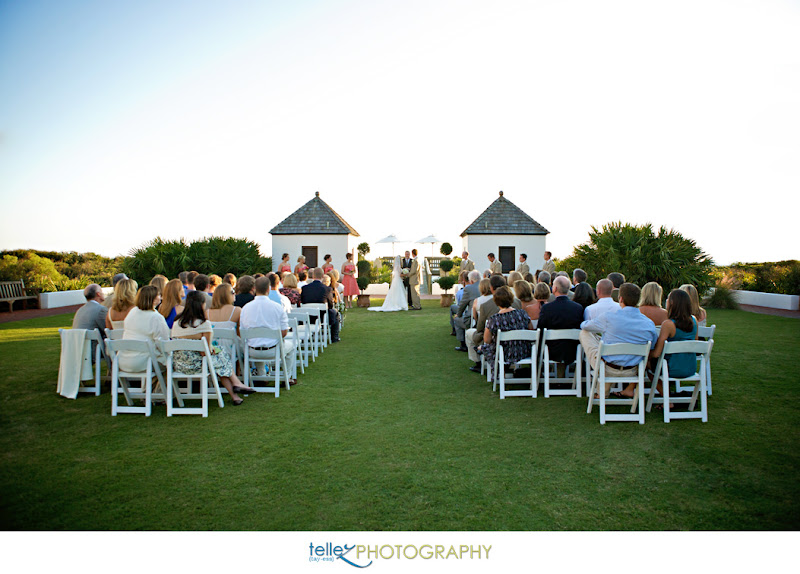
xmin=232 ymin=398 xmax=244 ymax=406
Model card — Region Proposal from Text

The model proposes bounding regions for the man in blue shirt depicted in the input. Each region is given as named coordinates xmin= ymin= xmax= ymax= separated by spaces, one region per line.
xmin=580 ymin=282 xmax=657 ymax=397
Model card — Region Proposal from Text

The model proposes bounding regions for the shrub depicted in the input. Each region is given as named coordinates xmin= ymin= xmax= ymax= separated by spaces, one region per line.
xmin=357 ymin=242 xmax=370 ymax=260
xmin=703 ymin=285 xmax=740 ymax=310
xmin=1 ymin=250 xmax=123 ymax=287
xmin=0 ymin=253 xmax=65 ymax=292
xmin=439 ymin=258 xmax=454 ymax=275
xmin=715 ymin=261 xmax=800 ymax=296
xmin=559 ymin=222 xmax=714 ymax=293
xmin=437 ymin=275 xmax=457 ymax=293
xmin=440 ymin=243 xmax=453 ymax=256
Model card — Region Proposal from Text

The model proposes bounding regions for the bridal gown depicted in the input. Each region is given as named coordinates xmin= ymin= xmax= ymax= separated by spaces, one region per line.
xmin=368 ymin=257 xmax=408 ymax=312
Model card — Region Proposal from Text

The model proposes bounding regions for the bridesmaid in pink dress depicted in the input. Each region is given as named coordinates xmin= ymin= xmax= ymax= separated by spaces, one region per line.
xmin=278 ymin=253 xmax=292 ymax=275
xmin=340 ymin=252 xmax=359 ymax=308
xmin=322 ymin=254 xmax=334 ymax=274
xmin=294 ymin=255 xmax=309 ymax=276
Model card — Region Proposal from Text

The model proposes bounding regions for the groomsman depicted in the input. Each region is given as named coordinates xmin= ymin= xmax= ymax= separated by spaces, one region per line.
xmin=487 ymin=253 xmax=502 ymax=275
xmin=542 ymin=251 xmax=555 ymax=275
xmin=459 ymin=251 xmax=475 ymax=273
xmin=516 ymin=254 xmax=530 ymax=276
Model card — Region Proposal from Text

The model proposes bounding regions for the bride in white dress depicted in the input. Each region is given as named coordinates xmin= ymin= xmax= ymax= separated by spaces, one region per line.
xmin=368 ymin=255 xmax=408 ymax=312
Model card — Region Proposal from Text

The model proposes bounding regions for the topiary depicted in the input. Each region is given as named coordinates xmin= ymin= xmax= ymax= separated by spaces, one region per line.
xmin=356 ymin=275 xmax=371 ymax=293
xmin=439 ymin=258 xmax=454 ymax=275
xmin=437 ymin=275 xmax=457 ymax=293
xmin=440 ymin=242 xmax=453 ymax=256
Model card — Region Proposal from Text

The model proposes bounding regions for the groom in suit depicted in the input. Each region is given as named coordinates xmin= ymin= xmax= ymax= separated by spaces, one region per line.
xmin=401 ymin=251 xmax=421 ymax=310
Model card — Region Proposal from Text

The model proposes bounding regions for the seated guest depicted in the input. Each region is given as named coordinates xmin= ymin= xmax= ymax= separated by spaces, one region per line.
xmin=149 ymin=275 xmax=167 ymax=295
xmin=240 ymin=276 xmax=296 ymax=383
xmin=267 ymin=273 xmax=292 ymax=313
xmin=516 ymin=254 xmax=530 ymax=276
xmin=172 ymin=291 xmax=254 ymax=405
xmin=277 ymin=253 xmax=292 ymax=275
xmin=208 ymin=282 xmax=241 ymax=327
xmin=537 ymin=276 xmax=584 ymax=365
xmin=208 ymin=274 xmax=222 ymax=293
xmin=507 ymin=271 xmax=524 ymax=287
xmin=478 ymin=285 xmax=534 ymax=381
xmin=223 ymin=273 xmax=237 ymax=292
xmin=159 ymin=278 xmax=184 ymax=328
xmin=102 ymin=272 xmax=129 ymax=309
xmin=327 ymin=269 xmax=344 ymax=302
xmin=234 ymin=275 xmax=256 ymax=308
xmin=583 ymin=278 xmax=620 ymax=322
xmin=294 ymin=255 xmax=309 ymax=276
xmin=472 ymin=278 xmax=493 ymax=325
xmin=514 ymin=279 xmax=536 ymax=321
xmin=452 ymin=270 xmax=481 ymax=341
xmin=527 ymin=282 xmax=551 ymax=327
xmin=301 ymin=267 xmax=341 ymax=343
xmin=639 ymin=282 xmax=668 ymax=325
xmin=193 ymin=274 xmax=213 ymax=307
xmin=465 ymin=274 xmax=522 ymax=368
xmin=537 ymin=271 xmax=555 ymax=302
xmin=572 ymin=268 xmax=588 ymax=291
xmin=296 ymin=270 xmax=309 ymax=289
xmin=649 ymin=288 xmax=699 ymax=397
xmin=607 ymin=272 xmax=625 ymax=302
xmin=322 ymin=254 xmax=334 ymax=274
xmin=571 ymin=281 xmax=597 ymax=311
xmin=106 ymin=278 xmax=138 ymax=329
xmin=73 ymin=284 xmax=108 ymax=340
xmin=580 ymin=283 xmax=657 ymax=398
xmin=279 ymin=273 xmax=302 ymax=307
xmin=680 ymin=283 xmax=707 ymax=326
xmin=119 ymin=285 xmax=169 ymax=372
xmin=454 ymin=271 xmax=470 ymax=302
xmin=179 ymin=271 xmax=190 ymax=296
xmin=523 ymin=272 xmax=535 ymax=283
xmin=186 ymin=271 xmax=199 ymax=291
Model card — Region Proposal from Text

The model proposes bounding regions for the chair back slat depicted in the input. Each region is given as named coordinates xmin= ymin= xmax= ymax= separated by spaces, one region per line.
xmin=597 ymin=341 xmax=651 ymax=358
xmin=662 ymin=339 xmax=712 ymax=356
xmin=160 ymin=338 xmax=209 ymax=353
xmin=541 ymin=328 xmax=581 ymax=342
xmin=497 ymin=329 xmax=539 ymax=343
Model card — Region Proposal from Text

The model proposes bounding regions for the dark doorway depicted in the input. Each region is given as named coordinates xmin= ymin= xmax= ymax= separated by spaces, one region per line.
xmin=499 ymin=246 xmax=515 ymax=274
xmin=302 ymin=246 xmax=318 ymax=269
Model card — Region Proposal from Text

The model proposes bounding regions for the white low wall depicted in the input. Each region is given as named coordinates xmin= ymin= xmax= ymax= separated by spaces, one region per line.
xmin=733 ymin=290 xmax=799 ymax=311
xmin=363 ymin=282 xmax=452 ymax=296
xmin=39 ymin=287 xmax=114 ymax=309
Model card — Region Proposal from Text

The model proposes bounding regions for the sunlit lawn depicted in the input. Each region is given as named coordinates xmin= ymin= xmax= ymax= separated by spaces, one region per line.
xmin=0 ymin=301 xmax=798 ymax=530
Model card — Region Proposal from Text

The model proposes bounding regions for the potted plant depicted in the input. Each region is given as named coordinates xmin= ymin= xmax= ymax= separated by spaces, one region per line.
xmin=356 ymin=260 xmax=373 ymax=307
xmin=438 ymin=257 xmax=454 ymax=277
xmin=437 ymin=275 xmax=457 ymax=307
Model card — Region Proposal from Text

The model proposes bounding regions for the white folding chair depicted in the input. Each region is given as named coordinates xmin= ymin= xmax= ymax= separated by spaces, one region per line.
xmin=104 ymin=328 xmax=124 ymax=340
xmin=299 ymin=306 xmax=324 ymax=359
xmin=538 ymin=329 xmax=587 ymax=398
xmin=675 ymin=324 xmax=716 ymax=395
xmin=59 ymin=328 xmax=105 ymax=396
xmin=105 ymin=339 xmax=181 ymax=416
xmin=210 ymin=327 xmax=243 ymax=384
xmin=301 ymin=303 xmax=330 ymax=349
xmin=240 ymin=327 xmax=292 ymax=397
xmin=160 ymin=338 xmax=225 ymax=417
xmin=646 ymin=339 xmax=714 ymax=423
xmin=586 ymin=341 xmax=652 ymax=424
xmin=493 ymin=329 xmax=540 ymax=399
xmin=288 ymin=311 xmax=312 ymax=372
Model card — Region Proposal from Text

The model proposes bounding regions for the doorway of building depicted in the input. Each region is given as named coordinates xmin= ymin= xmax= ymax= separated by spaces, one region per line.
xmin=302 ymin=246 xmax=318 ymax=269
xmin=498 ymin=246 xmax=515 ymax=274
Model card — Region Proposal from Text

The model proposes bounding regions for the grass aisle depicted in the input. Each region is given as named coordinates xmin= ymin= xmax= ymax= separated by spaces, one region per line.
xmin=0 ymin=301 xmax=798 ymax=530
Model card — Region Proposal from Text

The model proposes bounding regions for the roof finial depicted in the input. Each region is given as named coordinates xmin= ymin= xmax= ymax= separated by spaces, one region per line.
xmin=315 ymin=191 xmax=320 ymax=197
xmin=499 ymin=190 xmax=503 ymax=196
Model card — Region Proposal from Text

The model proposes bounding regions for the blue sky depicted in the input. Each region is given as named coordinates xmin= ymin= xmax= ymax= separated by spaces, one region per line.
xmin=1 ymin=0 xmax=798 ymax=265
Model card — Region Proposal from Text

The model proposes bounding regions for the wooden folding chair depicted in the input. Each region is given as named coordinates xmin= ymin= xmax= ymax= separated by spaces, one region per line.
xmin=646 ymin=339 xmax=714 ymax=423
xmin=586 ymin=341 xmax=652 ymax=424
xmin=493 ymin=329 xmax=540 ymax=399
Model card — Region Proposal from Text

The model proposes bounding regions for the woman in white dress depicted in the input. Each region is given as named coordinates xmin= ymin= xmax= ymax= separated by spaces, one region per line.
xmin=369 ymin=255 xmax=408 ymax=312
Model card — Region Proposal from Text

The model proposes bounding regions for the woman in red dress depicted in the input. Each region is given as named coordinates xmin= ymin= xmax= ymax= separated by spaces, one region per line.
xmin=322 ymin=254 xmax=334 ymax=274
xmin=278 ymin=253 xmax=292 ymax=275
xmin=340 ymin=252 xmax=359 ymax=308
xmin=294 ymin=255 xmax=308 ymax=276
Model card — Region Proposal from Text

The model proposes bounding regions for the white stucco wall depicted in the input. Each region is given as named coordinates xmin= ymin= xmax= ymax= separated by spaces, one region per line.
xmin=732 ymin=290 xmax=799 ymax=310
xmin=39 ymin=287 xmax=114 ymax=309
xmin=271 ymin=234 xmax=359 ymax=271
xmin=462 ymin=234 xmax=547 ymax=274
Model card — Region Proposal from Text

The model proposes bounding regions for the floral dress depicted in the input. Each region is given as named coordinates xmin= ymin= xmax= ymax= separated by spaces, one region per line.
xmin=171 ymin=320 xmax=235 ymax=377
xmin=478 ymin=309 xmax=533 ymax=381
xmin=280 ymin=288 xmax=301 ymax=306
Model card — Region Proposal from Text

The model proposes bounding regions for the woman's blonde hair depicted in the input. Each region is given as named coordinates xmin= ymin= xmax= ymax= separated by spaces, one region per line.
xmin=282 ymin=273 xmax=298 ymax=289
xmin=639 ymin=282 xmax=664 ymax=308
xmin=297 ymin=255 xmax=306 ymax=263
xmin=149 ymin=275 xmax=167 ymax=295
xmin=508 ymin=271 xmax=523 ymax=286
xmin=533 ymin=282 xmax=551 ymax=301
xmin=211 ymin=282 xmax=234 ymax=309
xmin=680 ymin=284 xmax=704 ymax=318
xmin=478 ymin=278 xmax=491 ymax=296
xmin=159 ymin=279 xmax=183 ymax=319
xmin=328 ymin=268 xmax=340 ymax=282
xmin=514 ymin=279 xmax=533 ymax=302
xmin=113 ymin=279 xmax=138 ymax=312
xmin=208 ymin=274 xmax=222 ymax=290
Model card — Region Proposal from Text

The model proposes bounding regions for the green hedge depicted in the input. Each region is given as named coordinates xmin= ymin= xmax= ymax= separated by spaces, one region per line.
xmin=0 ymin=250 xmax=123 ymax=292
xmin=714 ymin=261 xmax=800 ymax=296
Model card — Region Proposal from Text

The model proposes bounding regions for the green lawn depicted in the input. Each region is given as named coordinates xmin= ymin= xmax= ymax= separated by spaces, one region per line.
xmin=0 ymin=301 xmax=798 ymax=530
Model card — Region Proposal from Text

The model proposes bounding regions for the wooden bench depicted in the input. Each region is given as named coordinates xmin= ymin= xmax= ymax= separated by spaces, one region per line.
xmin=0 ymin=280 xmax=39 ymax=312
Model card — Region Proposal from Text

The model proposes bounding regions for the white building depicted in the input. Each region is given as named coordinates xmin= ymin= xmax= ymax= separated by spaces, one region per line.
xmin=270 ymin=192 xmax=360 ymax=269
xmin=460 ymin=191 xmax=549 ymax=275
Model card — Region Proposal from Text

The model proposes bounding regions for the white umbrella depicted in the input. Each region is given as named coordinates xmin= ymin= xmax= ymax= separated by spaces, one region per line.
xmin=415 ymin=234 xmax=442 ymax=255
xmin=376 ymin=234 xmax=407 ymax=256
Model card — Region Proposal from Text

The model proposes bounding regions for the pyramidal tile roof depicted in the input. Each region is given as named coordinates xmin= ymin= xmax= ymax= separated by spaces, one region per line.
xmin=270 ymin=192 xmax=360 ymax=236
xmin=461 ymin=191 xmax=549 ymax=236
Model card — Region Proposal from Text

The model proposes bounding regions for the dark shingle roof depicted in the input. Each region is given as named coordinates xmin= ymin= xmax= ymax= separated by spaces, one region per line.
xmin=460 ymin=191 xmax=549 ymax=236
xmin=270 ymin=192 xmax=360 ymax=236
